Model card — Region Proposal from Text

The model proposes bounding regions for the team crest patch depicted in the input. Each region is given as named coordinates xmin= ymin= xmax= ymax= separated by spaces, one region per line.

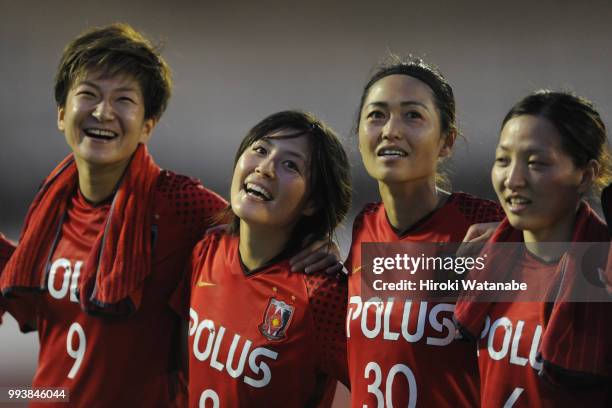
xmin=259 ymin=298 xmax=294 ymax=341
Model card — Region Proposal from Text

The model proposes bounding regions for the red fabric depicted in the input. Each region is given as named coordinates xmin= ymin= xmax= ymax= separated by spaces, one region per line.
xmin=23 ymin=170 xmax=225 ymax=407
xmin=184 ymin=229 xmax=347 ymax=408
xmin=29 ymin=188 xmax=182 ymax=407
xmin=0 ymin=233 xmax=16 ymax=325
xmin=472 ymin=260 xmax=607 ymax=407
xmin=455 ymin=202 xmax=611 ymax=381
xmin=0 ymin=144 xmax=160 ymax=314
xmin=346 ymin=193 xmax=504 ymax=408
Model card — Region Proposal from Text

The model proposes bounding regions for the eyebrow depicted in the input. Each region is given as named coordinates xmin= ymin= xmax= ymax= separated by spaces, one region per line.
xmin=366 ymin=101 xmax=430 ymax=111
xmin=78 ymin=80 xmax=139 ymax=93
xmin=496 ymin=144 xmax=550 ymax=155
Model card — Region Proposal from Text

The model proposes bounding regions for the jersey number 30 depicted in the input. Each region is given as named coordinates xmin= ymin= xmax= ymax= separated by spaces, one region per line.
xmin=364 ymin=361 xmax=417 ymax=408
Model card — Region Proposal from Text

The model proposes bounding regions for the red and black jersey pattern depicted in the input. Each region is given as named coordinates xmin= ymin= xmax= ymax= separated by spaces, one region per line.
xmin=304 ymin=273 xmax=349 ymax=384
xmin=17 ymin=171 xmax=226 ymax=408
xmin=156 ymin=170 xmax=226 ymax=243
xmin=185 ymin=230 xmax=348 ymax=408
xmin=449 ymin=191 xmax=505 ymax=226
xmin=346 ymin=192 xmax=503 ymax=408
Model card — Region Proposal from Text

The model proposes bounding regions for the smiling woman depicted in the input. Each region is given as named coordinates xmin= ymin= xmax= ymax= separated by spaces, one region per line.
xmin=455 ymin=91 xmax=612 ymax=407
xmin=345 ymin=56 xmax=504 ymax=408
xmin=173 ymin=111 xmax=352 ymax=407
xmin=493 ymin=115 xmax=594 ymax=243
xmin=358 ymin=74 xmax=452 ymax=187
xmin=230 ymin=133 xmax=312 ymax=236
xmin=0 ymin=23 xmax=227 ymax=407
xmin=58 ymin=72 xmax=155 ymax=191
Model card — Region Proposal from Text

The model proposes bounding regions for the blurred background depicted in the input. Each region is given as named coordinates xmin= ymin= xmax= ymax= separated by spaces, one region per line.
xmin=1 ymin=0 xmax=611 ymax=405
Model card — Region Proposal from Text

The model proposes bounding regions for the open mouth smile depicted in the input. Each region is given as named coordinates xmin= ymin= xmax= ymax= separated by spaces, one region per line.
xmin=506 ymin=195 xmax=532 ymax=212
xmin=377 ymin=147 xmax=408 ymax=157
xmin=244 ymin=182 xmax=273 ymax=201
xmin=84 ymin=128 xmax=118 ymax=141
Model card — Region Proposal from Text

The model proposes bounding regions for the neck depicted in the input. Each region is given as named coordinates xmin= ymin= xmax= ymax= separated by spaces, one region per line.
xmin=522 ymin=205 xmax=579 ymax=261
xmin=74 ymin=157 xmax=131 ymax=204
xmin=378 ymin=177 xmax=442 ymax=232
xmin=239 ymin=221 xmax=292 ymax=270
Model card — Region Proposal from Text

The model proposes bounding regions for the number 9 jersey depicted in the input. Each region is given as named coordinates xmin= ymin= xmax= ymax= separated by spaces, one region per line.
xmin=6 ymin=172 xmax=225 ymax=407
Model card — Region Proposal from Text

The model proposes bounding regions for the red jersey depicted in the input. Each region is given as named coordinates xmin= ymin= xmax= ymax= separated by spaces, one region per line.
xmin=183 ymin=229 xmax=348 ymax=408
xmin=346 ymin=193 xmax=503 ymax=407
xmin=477 ymin=251 xmax=608 ymax=407
xmin=17 ymin=171 xmax=225 ymax=407
xmin=0 ymin=234 xmax=15 ymax=266
xmin=0 ymin=234 xmax=16 ymax=325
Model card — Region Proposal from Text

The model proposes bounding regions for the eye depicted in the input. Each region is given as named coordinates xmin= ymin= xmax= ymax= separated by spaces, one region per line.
xmin=76 ymin=90 xmax=96 ymax=98
xmin=283 ymin=160 xmax=300 ymax=173
xmin=405 ymin=111 xmax=422 ymax=120
xmin=252 ymin=144 xmax=267 ymax=155
xmin=366 ymin=110 xmax=385 ymax=120
xmin=528 ymin=160 xmax=546 ymax=169
xmin=117 ymin=96 xmax=136 ymax=104
xmin=494 ymin=156 xmax=510 ymax=166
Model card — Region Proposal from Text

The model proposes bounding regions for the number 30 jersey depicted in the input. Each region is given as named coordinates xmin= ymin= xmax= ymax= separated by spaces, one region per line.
xmin=346 ymin=193 xmax=503 ymax=408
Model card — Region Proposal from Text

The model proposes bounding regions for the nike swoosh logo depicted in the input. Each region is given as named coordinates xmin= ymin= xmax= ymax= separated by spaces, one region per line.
xmin=197 ymin=281 xmax=216 ymax=287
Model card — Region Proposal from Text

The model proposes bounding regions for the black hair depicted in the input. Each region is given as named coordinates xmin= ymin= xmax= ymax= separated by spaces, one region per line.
xmin=502 ymin=90 xmax=611 ymax=193
xmin=223 ymin=110 xmax=352 ymax=245
xmin=54 ymin=23 xmax=172 ymax=121
xmin=355 ymin=54 xmax=458 ymax=188
xmin=355 ymin=54 xmax=457 ymax=142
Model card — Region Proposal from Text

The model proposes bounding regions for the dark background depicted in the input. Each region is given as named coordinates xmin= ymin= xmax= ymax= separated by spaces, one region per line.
xmin=1 ymin=0 xmax=610 ymax=404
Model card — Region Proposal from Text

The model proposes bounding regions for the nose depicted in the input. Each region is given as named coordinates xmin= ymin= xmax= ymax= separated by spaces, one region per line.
xmin=92 ymin=100 xmax=115 ymax=122
xmin=504 ymin=162 xmax=527 ymax=190
xmin=255 ymin=156 xmax=275 ymax=178
xmin=381 ymin=114 xmax=401 ymax=140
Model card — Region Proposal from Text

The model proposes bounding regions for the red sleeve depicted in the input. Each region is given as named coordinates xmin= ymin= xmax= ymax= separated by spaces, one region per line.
xmin=157 ymin=171 xmax=227 ymax=314
xmin=344 ymin=204 xmax=376 ymax=275
xmin=168 ymin=262 xmax=192 ymax=321
xmin=0 ymin=235 xmax=16 ymax=325
xmin=305 ymin=273 xmax=349 ymax=387
xmin=157 ymin=170 xmax=227 ymax=243
xmin=0 ymin=235 xmax=37 ymax=331
xmin=453 ymin=194 xmax=504 ymax=224
xmin=168 ymin=230 xmax=220 ymax=319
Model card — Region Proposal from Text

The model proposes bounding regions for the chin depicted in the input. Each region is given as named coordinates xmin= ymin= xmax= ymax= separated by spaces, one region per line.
xmin=380 ymin=176 xmax=416 ymax=187
xmin=505 ymin=213 xmax=544 ymax=234
xmin=233 ymin=207 xmax=269 ymax=226
xmin=75 ymin=147 xmax=122 ymax=164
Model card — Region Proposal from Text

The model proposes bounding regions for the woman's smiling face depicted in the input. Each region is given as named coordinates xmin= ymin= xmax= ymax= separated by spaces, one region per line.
xmin=492 ymin=115 xmax=589 ymax=240
xmin=230 ymin=131 xmax=314 ymax=230
xmin=358 ymin=74 xmax=451 ymax=186
xmin=58 ymin=69 xmax=155 ymax=170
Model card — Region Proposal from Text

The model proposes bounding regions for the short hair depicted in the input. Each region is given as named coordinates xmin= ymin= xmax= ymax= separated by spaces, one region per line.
xmin=502 ymin=90 xmax=612 ymax=193
xmin=54 ymin=23 xmax=172 ymax=120
xmin=224 ymin=110 xmax=352 ymax=244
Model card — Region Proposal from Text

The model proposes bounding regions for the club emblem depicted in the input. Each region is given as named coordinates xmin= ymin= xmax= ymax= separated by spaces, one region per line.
xmin=259 ymin=298 xmax=294 ymax=341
